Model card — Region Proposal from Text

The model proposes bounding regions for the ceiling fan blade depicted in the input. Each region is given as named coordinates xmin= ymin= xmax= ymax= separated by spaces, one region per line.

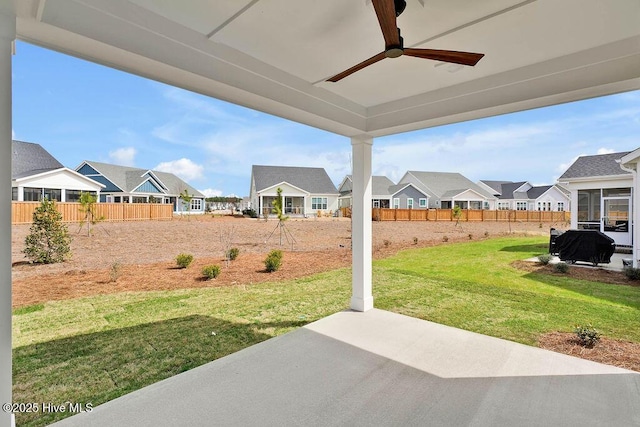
xmin=372 ymin=0 xmax=400 ymax=47
xmin=403 ymin=48 xmax=484 ymax=66
xmin=327 ymin=52 xmax=387 ymax=82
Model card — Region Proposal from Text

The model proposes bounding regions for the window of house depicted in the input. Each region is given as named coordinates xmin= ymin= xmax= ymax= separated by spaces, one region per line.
xmin=372 ymin=200 xmax=380 ymax=208
xmin=190 ymin=198 xmax=202 ymax=211
xmin=23 ymin=187 xmax=42 ymax=202
xmin=557 ymin=202 xmax=564 ymax=212
xmin=537 ymin=201 xmax=550 ymax=211
xmin=516 ymin=201 xmax=527 ymax=210
xmin=393 ymin=198 xmax=400 ymax=209
xmin=407 ymin=199 xmax=414 ymax=209
xmin=312 ymin=197 xmax=328 ymax=210
xmin=43 ymin=188 xmax=61 ymax=201
xmin=132 ymin=196 xmax=147 ymax=203
xmin=11 ymin=187 xmax=17 ymax=201
xmin=419 ymin=198 xmax=427 ymax=208
xmin=498 ymin=202 xmax=510 ymax=210
xmin=469 ymin=201 xmax=481 ymax=210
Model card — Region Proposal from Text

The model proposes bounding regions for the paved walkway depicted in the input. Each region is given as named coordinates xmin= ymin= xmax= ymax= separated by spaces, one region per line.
xmin=526 ymin=252 xmax=631 ymax=271
xmin=54 ymin=309 xmax=640 ymax=427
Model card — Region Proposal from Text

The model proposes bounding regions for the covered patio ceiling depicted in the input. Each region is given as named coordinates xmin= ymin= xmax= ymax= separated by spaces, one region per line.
xmin=13 ymin=0 xmax=640 ymax=137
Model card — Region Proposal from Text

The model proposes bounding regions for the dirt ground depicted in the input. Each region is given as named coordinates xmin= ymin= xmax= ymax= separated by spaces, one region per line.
xmin=11 ymin=216 xmax=640 ymax=372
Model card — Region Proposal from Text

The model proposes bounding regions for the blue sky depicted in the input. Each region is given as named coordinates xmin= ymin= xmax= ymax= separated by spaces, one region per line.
xmin=12 ymin=41 xmax=640 ymax=197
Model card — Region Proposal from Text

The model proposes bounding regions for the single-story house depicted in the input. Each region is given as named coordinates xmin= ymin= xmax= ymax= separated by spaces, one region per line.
xmin=558 ymin=150 xmax=633 ymax=247
xmin=338 ymin=175 xmax=429 ymax=209
xmin=76 ymin=161 xmax=205 ymax=214
xmin=250 ymin=165 xmax=339 ymax=217
xmin=398 ymin=171 xmax=496 ymax=210
xmin=11 ymin=140 xmax=104 ymax=202
xmin=477 ymin=180 xmax=571 ymax=212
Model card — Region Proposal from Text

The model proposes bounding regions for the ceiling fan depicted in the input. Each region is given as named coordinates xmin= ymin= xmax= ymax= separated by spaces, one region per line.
xmin=327 ymin=0 xmax=484 ymax=82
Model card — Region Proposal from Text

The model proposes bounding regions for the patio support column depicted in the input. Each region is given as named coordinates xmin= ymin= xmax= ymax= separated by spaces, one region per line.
xmin=0 ymin=4 xmax=15 ymax=426
xmin=570 ymin=190 xmax=578 ymax=229
xmin=350 ymin=136 xmax=373 ymax=312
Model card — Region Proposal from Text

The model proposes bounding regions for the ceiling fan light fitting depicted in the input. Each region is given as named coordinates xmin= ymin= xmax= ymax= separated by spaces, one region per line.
xmin=385 ymin=47 xmax=404 ymax=58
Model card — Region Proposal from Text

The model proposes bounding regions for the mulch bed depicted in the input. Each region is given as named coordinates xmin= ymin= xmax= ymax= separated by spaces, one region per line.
xmin=539 ymin=332 xmax=640 ymax=373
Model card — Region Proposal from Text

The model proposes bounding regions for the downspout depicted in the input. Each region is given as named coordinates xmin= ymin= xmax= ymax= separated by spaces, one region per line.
xmin=618 ymin=162 xmax=637 ymax=268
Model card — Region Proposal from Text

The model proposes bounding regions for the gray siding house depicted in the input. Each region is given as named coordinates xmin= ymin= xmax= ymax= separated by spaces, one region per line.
xmin=338 ymin=175 xmax=429 ymax=209
xmin=250 ymin=165 xmax=339 ymax=217
xmin=11 ymin=140 xmax=104 ymax=202
xmin=478 ymin=180 xmax=570 ymax=212
xmin=76 ymin=161 xmax=205 ymax=214
xmin=399 ymin=171 xmax=496 ymax=209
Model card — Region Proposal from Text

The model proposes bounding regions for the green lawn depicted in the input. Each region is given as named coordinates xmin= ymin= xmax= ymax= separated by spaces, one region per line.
xmin=12 ymin=236 xmax=640 ymax=426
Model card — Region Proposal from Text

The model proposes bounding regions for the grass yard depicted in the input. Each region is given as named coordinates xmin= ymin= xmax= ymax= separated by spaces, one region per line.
xmin=13 ymin=236 xmax=640 ymax=426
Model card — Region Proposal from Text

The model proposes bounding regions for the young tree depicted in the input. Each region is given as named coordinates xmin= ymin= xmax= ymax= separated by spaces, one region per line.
xmin=24 ymin=199 xmax=72 ymax=264
xmin=452 ymin=205 xmax=462 ymax=227
xmin=179 ymin=189 xmax=193 ymax=219
xmin=78 ymin=191 xmax=103 ymax=236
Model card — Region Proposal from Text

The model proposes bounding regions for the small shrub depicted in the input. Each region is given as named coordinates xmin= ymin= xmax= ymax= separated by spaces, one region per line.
xmin=226 ymin=247 xmax=240 ymax=261
xmin=265 ymin=249 xmax=283 ymax=272
xmin=468 ymin=234 xmax=473 ymax=240
xmin=242 ymin=208 xmax=258 ymax=218
xmin=383 ymin=239 xmax=391 ymax=248
xmin=202 ymin=265 xmax=221 ymax=280
xmin=624 ymin=266 xmax=640 ymax=280
xmin=412 ymin=237 xmax=418 ymax=245
xmin=23 ymin=199 xmax=71 ymax=264
xmin=176 ymin=253 xmax=194 ymax=269
xmin=484 ymin=231 xmax=489 ymax=237
xmin=574 ymin=324 xmax=600 ymax=348
xmin=554 ymin=262 xmax=569 ymax=274
xmin=537 ymin=254 xmax=552 ymax=265
xmin=109 ymin=261 xmax=121 ymax=283
xmin=442 ymin=236 xmax=449 ymax=242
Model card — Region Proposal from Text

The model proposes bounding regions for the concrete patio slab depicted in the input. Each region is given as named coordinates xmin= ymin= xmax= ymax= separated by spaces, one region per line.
xmin=53 ymin=309 xmax=640 ymax=427
xmin=525 ymin=252 xmax=631 ymax=272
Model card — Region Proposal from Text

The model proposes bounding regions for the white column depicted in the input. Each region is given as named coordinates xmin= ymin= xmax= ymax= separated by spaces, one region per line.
xmin=632 ymin=169 xmax=639 ymax=268
xmin=570 ymin=188 xmax=578 ymax=229
xmin=0 ymin=4 xmax=15 ymax=426
xmin=351 ymin=136 xmax=373 ymax=312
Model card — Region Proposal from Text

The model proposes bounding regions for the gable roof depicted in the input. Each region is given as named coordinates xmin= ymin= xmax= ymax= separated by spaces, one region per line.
xmin=12 ymin=140 xmax=64 ymax=179
xmin=252 ymin=165 xmax=338 ymax=194
xmin=79 ymin=161 xmax=204 ymax=197
xmin=480 ymin=180 xmax=562 ymax=201
xmin=406 ymin=171 xmax=495 ymax=200
xmin=559 ymin=151 xmax=631 ymax=180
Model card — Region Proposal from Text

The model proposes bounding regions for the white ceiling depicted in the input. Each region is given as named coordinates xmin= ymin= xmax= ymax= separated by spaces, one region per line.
xmin=13 ymin=0 xmax=640 ymax=137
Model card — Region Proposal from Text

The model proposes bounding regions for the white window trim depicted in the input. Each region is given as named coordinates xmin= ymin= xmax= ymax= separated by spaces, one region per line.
xmin=407 ymin=199 xmax=414 ymax=209
xmin=419 ymin=198 xmax=427 ymax=208
xmin=393 ymin=198 xmax=400 ymax=209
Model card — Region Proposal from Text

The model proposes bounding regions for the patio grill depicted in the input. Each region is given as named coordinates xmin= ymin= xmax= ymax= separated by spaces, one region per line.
xmin=553 ymin=229 xmax=616 ymax=266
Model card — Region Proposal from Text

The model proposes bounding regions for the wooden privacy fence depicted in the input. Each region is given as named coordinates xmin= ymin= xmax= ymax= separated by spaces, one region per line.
xmin=12 ymin=202 xmax=173 ymax=224
xmin=340 ymin=207 xmax=569 ymax=223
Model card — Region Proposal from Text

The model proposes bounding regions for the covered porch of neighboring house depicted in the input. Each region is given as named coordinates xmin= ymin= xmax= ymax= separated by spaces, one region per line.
xmin=259 ymin=195 xmax=306 ymax=216
xmin=2 ymin=1 xmax=640 ymax=426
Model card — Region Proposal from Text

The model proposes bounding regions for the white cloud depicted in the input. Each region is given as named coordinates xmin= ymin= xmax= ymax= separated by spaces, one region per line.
xmin=597 ymin=147 xmax=615 ymax=155
xmin=199 ymin=188 xmax=222 ymax=198
xmin=155 ymin=158 xmax=204 ymax=182
xmin=109 ymin=147 xmax=137 ymax=166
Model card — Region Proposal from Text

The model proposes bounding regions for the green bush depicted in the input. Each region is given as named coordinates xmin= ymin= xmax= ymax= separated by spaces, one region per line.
xmin=226 ymin=247 xmax=240 ymax=261
xmin=624 ymin=266 xmax=640 ymax=280
xmin=537 ymin=254 xmax=552 ymax=265
xmin=554 ymin=262 xmax=569 ymax=274
xmin=265 ymin=250 xmax=283 ymax=272
xmin=202 ymin=265 xmax=221 ymax=280
xmin=574 ymin=324 xmax=600 ymax=347
xmin=23 ymin=199 xmax=71 ymax=264
xmin=176 ymin=253 xmax=194 ymax=269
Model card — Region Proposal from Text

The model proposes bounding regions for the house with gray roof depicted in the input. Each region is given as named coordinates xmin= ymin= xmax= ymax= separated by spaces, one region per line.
xmin=250 ymin=165 xmax=339 ymax=217
xmin=398 ymin=171 xmax=496 ymax=210
xmin=558 ymin=150 xmax=633 ymax=247
xmin=76 ymin=161 xmax=205 ymax=214
xmin=11 ymin=140 xmax=104 ymax=202
xmin=338 ymin=175 xmax=429 ymax=209
xmin=477 ymin=180 xmax=570 ymax=212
